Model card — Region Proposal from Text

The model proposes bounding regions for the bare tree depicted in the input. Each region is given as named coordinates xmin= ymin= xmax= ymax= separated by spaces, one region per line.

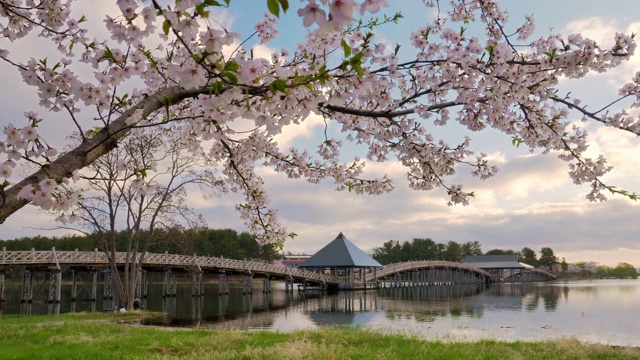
xmin=67 ymin=127 xmax=224 ymax=309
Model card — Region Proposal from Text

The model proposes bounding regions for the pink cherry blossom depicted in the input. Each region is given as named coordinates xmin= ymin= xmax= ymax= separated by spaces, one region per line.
xmin=298 ymin=0 xmax=327 ymax=27
xmin=0 ymin=0 xmax=636 ymax=244
xmin=359 ymin=0 xmax=389 ymax=15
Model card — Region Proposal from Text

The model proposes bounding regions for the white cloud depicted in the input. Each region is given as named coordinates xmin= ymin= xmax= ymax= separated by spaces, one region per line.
xmin=272 ymin=113 xmax=326 ymax=149
xmin=563 ymin=17 xmax=618 ymax=46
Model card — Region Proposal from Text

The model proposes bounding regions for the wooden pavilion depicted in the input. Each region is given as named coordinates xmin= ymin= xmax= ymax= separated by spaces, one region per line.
xmin=299 ymin=233 xmax=381 ymax=290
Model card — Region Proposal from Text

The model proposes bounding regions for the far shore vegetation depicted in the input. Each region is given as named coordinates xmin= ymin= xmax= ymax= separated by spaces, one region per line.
xmin=0 ymin=312 xmax=638 ymax=359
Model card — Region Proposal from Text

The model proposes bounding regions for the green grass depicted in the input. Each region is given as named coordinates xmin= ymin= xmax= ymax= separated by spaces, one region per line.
xmin=0 ymin=312 xmax=638 ymax=359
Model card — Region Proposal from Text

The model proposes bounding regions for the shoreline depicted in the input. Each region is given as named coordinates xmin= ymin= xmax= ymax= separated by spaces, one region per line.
xmin=1 ymin=312 xmax=639 ymax=359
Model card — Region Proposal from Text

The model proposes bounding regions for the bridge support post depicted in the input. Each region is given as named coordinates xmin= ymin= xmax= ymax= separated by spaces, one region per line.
xmin=47 ymin=270 xmax=62 ymax=303
xmin=285 ymin=278 xmax=294 ymax=293
xmin=21 ymin=270 xmax=32 ymax=303
xmin=191 ymin=296 xmax=203 ymax=322
xmin=163 ymin=270 xmax=177 ymax=298
xmin=218 ymin=273 xmax=228 ymax=295
xmin=262 ymin=277 xmax=270 ymax=293
xmin=71 ymin=270 xmax=78 ymax=301
xmin=191 ymin=271 xmax=203 ymax=297
xmin=219 ymin=294 xmax=228 ymax=316
xmin=90 ymin=270 xmax=98 ymax=300
xmin=243 ymin=293 xmax=253 ymax=313
xmin=102 ymin=269 xmax=113 ymax=300
xmin=135 ymin=270 xmax=147 ymax=298
xmin=0 ymin=272 xmax=4 ymax=303
xmin=243 ymin=275 xmax=253 ymax=294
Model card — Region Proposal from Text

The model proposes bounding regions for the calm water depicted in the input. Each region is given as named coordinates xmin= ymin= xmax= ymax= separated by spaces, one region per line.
xmin=1 ymin=279 xmax=638 ymax=347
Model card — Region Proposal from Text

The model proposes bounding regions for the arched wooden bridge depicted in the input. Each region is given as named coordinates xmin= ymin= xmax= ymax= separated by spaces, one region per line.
xmin=0 ymin=249 xmax=554 ymax=304
xmin=368 ymin=261 xmax=493 ymax=287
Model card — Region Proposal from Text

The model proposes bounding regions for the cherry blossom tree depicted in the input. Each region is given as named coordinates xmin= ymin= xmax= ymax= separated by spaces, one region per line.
xmin=0 ymin=0 xmax=639 ymax=244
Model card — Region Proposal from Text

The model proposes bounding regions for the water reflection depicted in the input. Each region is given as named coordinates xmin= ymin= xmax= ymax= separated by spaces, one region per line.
xmin=377 ymin=285 xmax=486 ymax=322
xmin=1 ymin=279 xmax=639 ymax=346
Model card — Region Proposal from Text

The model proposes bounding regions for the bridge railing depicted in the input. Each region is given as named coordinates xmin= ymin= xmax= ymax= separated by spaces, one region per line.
xmin=0 ymin=249 xmax=336 ymax=284
xmin=367 ymin=260 xmax=493 ymax=281
xmin=530 ymin=267 xmax=557 ymax=279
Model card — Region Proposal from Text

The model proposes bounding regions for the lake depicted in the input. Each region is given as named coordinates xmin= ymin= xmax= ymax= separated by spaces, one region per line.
xmin=1 ymin=278 xmax=638 ymax=347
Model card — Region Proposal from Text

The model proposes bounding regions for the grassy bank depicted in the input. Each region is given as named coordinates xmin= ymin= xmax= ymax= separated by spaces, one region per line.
xmin=0 ymin=313 xmax=638 ymax=359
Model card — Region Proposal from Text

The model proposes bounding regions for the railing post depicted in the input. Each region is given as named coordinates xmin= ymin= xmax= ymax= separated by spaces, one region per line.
xmin=2 ymin=246 xmax=5 ymax=265
xmin=51 ymin=247 xmax=60 ymax=271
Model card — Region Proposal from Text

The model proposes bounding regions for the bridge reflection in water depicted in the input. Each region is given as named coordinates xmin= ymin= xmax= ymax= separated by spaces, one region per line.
xmin=2 ymin=281 xmax=571 ymax=331
xmin=0 ymin=249 xmax=555 ymax=322
xmin=143 ymin=283 xmax=492 ymax=330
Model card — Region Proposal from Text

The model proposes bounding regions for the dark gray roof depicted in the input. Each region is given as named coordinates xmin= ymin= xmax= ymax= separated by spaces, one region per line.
xmin=465 ymin=255 xmax=519 ymax=263
xmin=300 ymin=233 xmax=382 ymax=268
xmin=464 ymin=255 xmax=533 ymax=269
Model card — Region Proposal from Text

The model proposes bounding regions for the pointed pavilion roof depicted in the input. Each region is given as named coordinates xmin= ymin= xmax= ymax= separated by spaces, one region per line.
xmin=299 ymin=233 xmax=382 ymax=268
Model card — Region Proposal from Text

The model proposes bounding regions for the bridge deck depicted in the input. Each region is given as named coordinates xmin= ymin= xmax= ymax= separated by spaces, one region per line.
xmin=0 ymin=249 xmax=337 ymax=286
xmin=1 ymin=250 xmax=557 ymax=292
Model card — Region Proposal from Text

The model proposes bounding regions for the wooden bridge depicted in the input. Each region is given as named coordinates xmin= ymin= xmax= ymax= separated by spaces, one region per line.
xmin=369 ymin=261 xmax=493 ymax=287
xmin=0 ymin=248 xmax=337 ymax=303
xmin=0 ymin=249 xmax=554 ymax=304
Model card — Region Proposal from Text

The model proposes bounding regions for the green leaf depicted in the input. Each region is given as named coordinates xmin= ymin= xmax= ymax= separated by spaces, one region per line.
xmin=267 ymin=0 xmax=279 ymax=17
xmin=511 ymin=135 xmax=524 ymax=147
xmin=349 ymin=52 xmax=364 ymax=77
xmin=162 ymin=19 xmax=171 ymax=36
xmin=223 ymin=71 xmax=238 ymax=85
xmin=195 ymin=3 xmax=210 ymax=17
xmin=485 ymin=45 xmax=494 ymax=54
xmin=269 ymin=79 xmax=288 ymax=94
xmin=223 ymin=60 xmax=240 ymax=72
xmin=101 ymin=46 xmax=114 ymax=62
xmin=341 ymin=39 xmax=352 ymax=58
xmin=211 ymin=81 xmax=225 ymax=94
xmin=279 ymin=0 xmax=289 ymax=14
xmin=85 ymin=127 xmax=103 ymax=137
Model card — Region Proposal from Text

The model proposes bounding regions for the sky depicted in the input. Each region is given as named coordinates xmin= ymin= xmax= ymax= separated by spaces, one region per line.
xmin=0 ymin=1 xmax=639 ymax=267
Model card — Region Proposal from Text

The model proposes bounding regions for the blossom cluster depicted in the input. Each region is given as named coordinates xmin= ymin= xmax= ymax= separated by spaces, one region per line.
xmin=0 ymin=0 xmax=638 ymax=243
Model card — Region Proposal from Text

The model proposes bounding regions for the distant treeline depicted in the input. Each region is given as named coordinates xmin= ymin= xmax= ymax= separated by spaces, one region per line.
xmin=373 ymin=238 xmax=638 ymax=279
xmin=0 ymin=228 xmax=280 ymax=262
xmin=373 ymin=238 xmax=563 ymax=268
xmin=372 ymin=238 xmax=483 ymax=264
